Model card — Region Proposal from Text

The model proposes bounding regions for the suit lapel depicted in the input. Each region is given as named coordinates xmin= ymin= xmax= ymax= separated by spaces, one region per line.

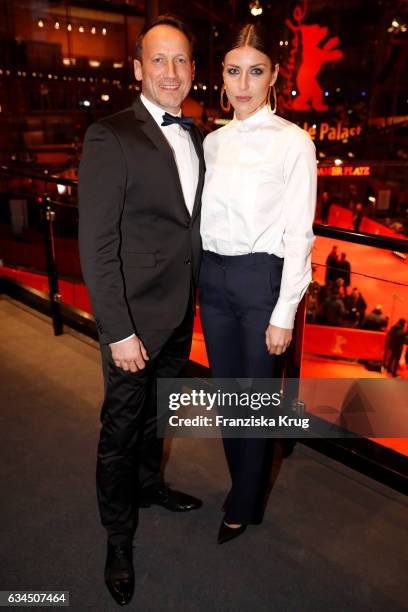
xmin=133 ymin=98 xmax=192 ymax=219
xmin=189 ymin=125 xmax=205 ymax=221
xmin=132 ymin=97 xmax=204 ymax=221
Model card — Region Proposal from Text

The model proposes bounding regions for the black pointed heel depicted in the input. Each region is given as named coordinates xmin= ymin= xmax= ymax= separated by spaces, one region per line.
xmin=217 ymin=518 xmax=247 ymax=545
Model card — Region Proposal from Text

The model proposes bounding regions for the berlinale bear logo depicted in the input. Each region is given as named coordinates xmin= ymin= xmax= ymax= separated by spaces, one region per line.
xmin=292 ymin=24 xmax=344 ymax=112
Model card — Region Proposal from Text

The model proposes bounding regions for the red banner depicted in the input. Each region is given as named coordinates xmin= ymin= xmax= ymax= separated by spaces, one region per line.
xmin=304 ymin=323 xmax=386 ymax=360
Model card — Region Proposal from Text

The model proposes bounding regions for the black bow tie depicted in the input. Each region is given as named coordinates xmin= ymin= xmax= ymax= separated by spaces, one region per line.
xmin=161 ymin=112 xmax=194 ymax=131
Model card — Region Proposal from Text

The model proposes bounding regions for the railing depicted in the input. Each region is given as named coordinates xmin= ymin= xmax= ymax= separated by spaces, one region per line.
xmin=0 ymin=165 xmax=78 ymax=334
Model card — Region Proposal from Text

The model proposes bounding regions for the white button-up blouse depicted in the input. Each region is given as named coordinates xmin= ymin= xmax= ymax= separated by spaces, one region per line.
xmin=200 ymin=104 xmax=317 ymax=329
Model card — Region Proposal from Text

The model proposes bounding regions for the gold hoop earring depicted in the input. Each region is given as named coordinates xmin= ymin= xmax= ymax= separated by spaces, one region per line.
xmin=220 ymin=84 xmax=231 ymax=113
xmin=267 ymin=85 xmax=277 ymax=114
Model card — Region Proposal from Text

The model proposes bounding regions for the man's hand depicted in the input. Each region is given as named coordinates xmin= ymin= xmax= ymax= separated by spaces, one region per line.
xmin=265 ymin=324 xmax=293 ymax=355
xmin=109 ymin=335 xmax=149 ymax=372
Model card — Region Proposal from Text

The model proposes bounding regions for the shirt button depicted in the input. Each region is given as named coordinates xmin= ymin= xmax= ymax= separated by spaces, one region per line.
xmin=184 ymin=259 xmax=191 ymax=265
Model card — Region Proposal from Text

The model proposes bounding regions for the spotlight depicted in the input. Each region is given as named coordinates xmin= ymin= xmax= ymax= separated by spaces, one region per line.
xmin=388 ymin=19 xmax=407 ymax=33
xmin=78 ymin=25 xmax=85 ymax=33
xmin=91 ymin=26 xmax=96 ymax=34
xmin=67 ymin=23 xmax=72 ymax=31
xmin=101 ymin=94 xmax=110 ymax=102
xmin=334 ymin=158 xmax=343 ymax=166
xmin=54 ymin=21 xmax=60 ymax=30
xmin=38 ymin=19 xmax=44 ymax=28
xmin=249 ymin=1 xmax=263 ymax=16
xmin=102 ymin=27 xmax=107 ymax=36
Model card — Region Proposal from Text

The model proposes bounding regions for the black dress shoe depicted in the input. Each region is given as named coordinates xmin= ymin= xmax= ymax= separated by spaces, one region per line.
xmin=139 ymin=484 xmax=202 ymax=512
xmin=217 ymin=518 xmax=247 ymax=545
xmin=104 ymin=543 xmax=134 ymax=606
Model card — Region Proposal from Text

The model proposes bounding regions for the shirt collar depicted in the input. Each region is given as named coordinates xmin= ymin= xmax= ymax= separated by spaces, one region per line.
xmin=140 ymin=93 xmax=181 ymax=129
xmin=232 ymin=104 xmax=271 ymax=132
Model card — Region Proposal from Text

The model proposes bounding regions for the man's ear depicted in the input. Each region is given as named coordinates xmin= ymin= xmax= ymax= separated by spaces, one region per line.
xmin=134 ymin=59 xmax=142 ymax=81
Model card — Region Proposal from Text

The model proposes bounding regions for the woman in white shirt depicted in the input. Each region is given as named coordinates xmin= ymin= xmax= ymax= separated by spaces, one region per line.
xmin=199 ymin=24 xmax=317 ymax=544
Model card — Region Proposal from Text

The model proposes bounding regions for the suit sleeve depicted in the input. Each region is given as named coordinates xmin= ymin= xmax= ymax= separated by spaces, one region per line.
xmin=78 ymin=122 xmax=135 ymax=344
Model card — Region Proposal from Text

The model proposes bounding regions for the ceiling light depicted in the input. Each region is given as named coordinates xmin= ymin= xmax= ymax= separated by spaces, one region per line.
xmin=249 ymin=1 xmax=263 ymax=16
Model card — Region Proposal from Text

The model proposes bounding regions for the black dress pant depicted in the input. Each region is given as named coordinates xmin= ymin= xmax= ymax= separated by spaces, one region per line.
xmin=97 ymin=293 xmax=194 ymax=545
xmin=387 ymin=347 xmax=403 ymax=377
xmin=199 ymin=250 xmax=284 ymax=524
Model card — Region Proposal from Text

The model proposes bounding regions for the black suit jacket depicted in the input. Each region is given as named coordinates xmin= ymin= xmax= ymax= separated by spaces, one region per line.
xmin=78 ymin=96 xmax=205 ymax=344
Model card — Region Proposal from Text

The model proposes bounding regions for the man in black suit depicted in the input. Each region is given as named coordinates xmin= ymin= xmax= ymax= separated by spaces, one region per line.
xmin=325 ymin=244 xmax=339 ymax=285
xmin=78 ymin=15 xmax=204 ymax=606
xmin=337 ymin=252 xmax=351 ymax=295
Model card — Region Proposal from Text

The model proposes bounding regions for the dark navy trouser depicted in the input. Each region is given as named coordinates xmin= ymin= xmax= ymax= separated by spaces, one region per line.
xmin=199 ymin=250 xmax=284 ymax=524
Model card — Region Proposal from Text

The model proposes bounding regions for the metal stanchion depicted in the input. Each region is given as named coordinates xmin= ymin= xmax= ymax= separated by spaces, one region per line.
xmin=40 ymin=194 xmax=63 ymax=336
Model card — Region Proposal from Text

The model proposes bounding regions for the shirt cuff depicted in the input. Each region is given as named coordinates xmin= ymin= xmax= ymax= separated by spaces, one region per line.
xmin=270 ymin=300 xmax=299 ymax=329
xmin=110 ymin=333 xmax=135 ymax=345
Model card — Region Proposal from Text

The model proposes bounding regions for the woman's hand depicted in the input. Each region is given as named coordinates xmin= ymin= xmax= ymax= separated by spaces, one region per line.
xmin=265 ymin=324 xmax=293 ymax=355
